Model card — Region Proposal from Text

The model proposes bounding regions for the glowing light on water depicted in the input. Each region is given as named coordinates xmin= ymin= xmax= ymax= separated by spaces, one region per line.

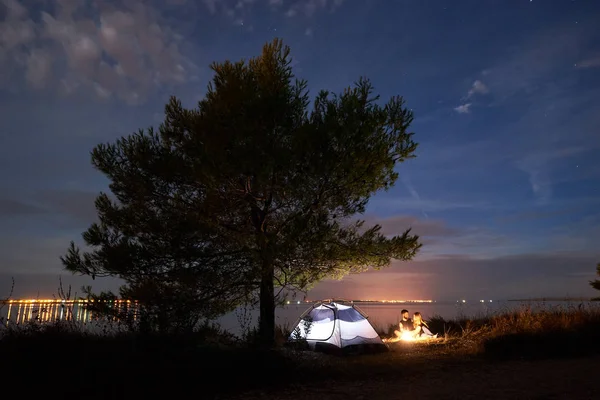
xmin=1 ymin=299 xmax=139 ymax=325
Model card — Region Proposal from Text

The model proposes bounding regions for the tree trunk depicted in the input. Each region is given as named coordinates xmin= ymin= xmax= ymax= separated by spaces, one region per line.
xmin=258 ymin=259 xmax=276 ymax=347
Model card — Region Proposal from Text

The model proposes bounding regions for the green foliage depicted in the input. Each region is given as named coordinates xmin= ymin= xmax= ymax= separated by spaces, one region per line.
xmin=61 ymin=39 xmax=420 ymax=343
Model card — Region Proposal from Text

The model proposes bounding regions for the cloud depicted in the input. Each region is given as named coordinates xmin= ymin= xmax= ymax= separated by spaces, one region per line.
xmin=0 ymin=0 xmax=197 ymax=104
xmin=470 ymin=22 xmax=600 ymax=205
xmin=454 ymin=79 xmax=488 ymax=114
xmin=367 ymin=199 xmax=600 ymax=262
xmin=414 ymin=139 xmax=508 ymax=174
xmin=546 ymin=212 xmax=600 ymax=255
xmin=454 ymin=103 xmax=471 ymax=114
xmin=0 ymin=198 xmax=47 ymax=217
xmin=368 ymin=196 xmax=488 ymax=213
xmin=0 ymin=189 xmax=99 ymax=221
xmin=434 ymin=230 xmax=515 ymax=259
xmin=365 ymin=215 xmax=459 ymax=238
xmin=2 ymin=208 xmax=597 ymax=299
xmin=308 ymin=251 xmax=599 ymax=301
xmin=400 ymin=173 xmax=429 ymax=218
xmin=522 ymin=147 xmax=588 ymax=164
xmin=34 ymin=189 xmax=100 ymax=226
xmin=362 ymin=214 xmax=520 ymax=260
xmin=284 ymin=0 xmax=345 ymax=17
xmin=480 ymin=20 xmax=598 ymax=104
xmin=202 ymin=0 xmax=342 ymax=24
xmin=516 ymin=146 xmax=589 ymax=205
xmin=524 ymin=168 xmax=551 ymax=205
xmin=0 ymin=189 xmax=102 ymax=234
xmin=576 ymin=55 xmax=600 ymax=69
xmin=506 ymin=95 xmax=600 ymax=205
xmin=0 ymin=234 xmax=80 ymax=275
xmin=495 ymin=207 xmax=583 ymax=225
xmin=203 ymin=0 xmax=219 ymax=14
xmin=467 ymin=80 xmax=489 ymax=98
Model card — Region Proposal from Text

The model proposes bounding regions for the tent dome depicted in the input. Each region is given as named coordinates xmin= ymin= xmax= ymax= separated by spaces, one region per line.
xmin=288 ymin=300 xmax=388 ymax=354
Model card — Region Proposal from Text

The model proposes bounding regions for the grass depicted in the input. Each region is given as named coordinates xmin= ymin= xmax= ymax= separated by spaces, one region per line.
xmin=2 ymin=304 xmax=600 ymax=398
xmin=379 ymin=302 xmax=600 ymax=360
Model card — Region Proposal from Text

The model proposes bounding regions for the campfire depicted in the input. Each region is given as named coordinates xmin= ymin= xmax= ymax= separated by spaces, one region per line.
xmin=383 ymin=332 xmax=417 ymax=343
xmin=384 ymin=331 xmax=439 ymax=343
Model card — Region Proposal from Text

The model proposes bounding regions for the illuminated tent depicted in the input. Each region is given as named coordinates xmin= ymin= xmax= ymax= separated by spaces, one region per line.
xmin=288 ymin=300 xmax=388 ymax=354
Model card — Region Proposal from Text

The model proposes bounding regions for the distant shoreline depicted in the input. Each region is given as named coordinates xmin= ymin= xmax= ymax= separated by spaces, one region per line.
xmin=507 ymin=298 xmax=596 ymax=302
xmin=312 ymin=299 xmax=597 ymax=303
xmin=2 ymin=298 xmax=597 ymax=306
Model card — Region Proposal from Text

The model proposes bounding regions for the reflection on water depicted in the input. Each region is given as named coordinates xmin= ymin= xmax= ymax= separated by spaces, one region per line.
xmin=1 ymin=299 xmax=139 ymax=325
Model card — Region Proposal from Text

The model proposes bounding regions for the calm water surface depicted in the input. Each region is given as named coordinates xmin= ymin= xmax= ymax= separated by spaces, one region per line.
xmin=1 ymin=299 xmax=596 ymax=337
xmin=216 ymin=300 xmax=596 ymax=336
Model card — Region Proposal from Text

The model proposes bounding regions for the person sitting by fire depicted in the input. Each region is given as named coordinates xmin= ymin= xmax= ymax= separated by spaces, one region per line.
xmin=393 ymin=309 xmax=416 ymax=340
xmin=413 ymin=312 xmax=437 ymax=338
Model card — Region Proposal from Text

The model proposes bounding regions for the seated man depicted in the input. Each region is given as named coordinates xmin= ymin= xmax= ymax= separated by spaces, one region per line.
xmin=393 ymin=309 xmax=416 ymax=340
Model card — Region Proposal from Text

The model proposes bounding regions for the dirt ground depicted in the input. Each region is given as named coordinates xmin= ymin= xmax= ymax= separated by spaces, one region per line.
xmin=223 ymin=341 xmax=599 ymax=400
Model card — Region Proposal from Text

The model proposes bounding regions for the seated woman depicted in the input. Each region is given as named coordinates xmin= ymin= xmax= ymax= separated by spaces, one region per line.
xmin=413 ymin=312 xmax=437 ymax=339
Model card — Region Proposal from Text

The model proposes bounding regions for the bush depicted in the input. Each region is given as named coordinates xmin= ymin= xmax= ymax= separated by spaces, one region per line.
xmin=0 ymin=321 xmax=305 ymax=398
xmin=482 ymin=305 xmax=600 ymax=360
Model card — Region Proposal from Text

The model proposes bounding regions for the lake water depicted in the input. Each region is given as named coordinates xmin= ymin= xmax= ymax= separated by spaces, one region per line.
xmin=217 ymin=300 xmax=598 ymax=336
xmin=2 ymin=299 xmax=597 ymax=338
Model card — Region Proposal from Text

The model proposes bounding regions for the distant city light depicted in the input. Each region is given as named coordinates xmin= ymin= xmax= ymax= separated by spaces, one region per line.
xmin=1 ymin=299 xmax=139 ymax=326
xmin=371 ymin=299 xmax=434 ymax=303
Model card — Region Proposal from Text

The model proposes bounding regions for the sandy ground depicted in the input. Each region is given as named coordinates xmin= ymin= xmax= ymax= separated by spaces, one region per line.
xmin=223 ymin=341 xmax=599 ymax=400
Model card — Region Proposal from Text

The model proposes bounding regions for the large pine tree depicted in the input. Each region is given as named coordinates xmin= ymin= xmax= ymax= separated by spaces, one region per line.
xmin=62 ymin=39 xmax=421 ymax=345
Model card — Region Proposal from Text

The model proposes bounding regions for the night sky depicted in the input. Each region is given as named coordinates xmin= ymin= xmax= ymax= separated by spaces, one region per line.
xmin=1 ymin=0 xmax=599 ymax=301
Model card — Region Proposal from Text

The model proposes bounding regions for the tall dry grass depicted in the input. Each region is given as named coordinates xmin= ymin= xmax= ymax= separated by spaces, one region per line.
xmin=431 ymin=303 xmax=599 ymax=336
xmin=383 ymin=303 xmax=600 ymax=359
